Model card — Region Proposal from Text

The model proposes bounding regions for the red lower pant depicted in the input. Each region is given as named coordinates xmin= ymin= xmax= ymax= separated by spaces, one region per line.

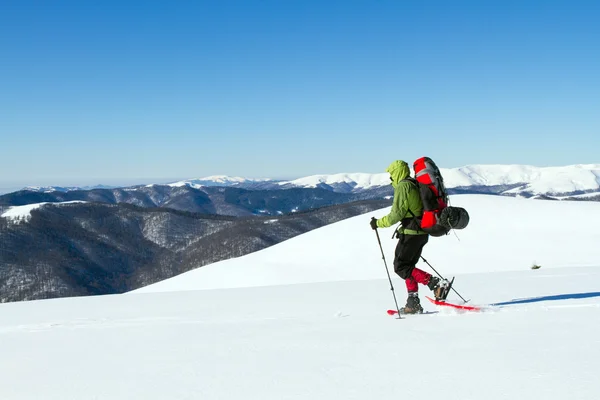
xmin=405 ymin=267 xmax=432 ymax=293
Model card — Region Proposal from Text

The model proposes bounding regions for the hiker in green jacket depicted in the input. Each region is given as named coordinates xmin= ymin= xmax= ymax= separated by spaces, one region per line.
xmin=370 ymin=160 xmax=445 ymax=314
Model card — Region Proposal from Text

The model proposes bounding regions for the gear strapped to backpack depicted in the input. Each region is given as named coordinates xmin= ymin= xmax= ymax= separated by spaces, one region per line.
xmin=401 ymin=157 xmax=470 ymax=237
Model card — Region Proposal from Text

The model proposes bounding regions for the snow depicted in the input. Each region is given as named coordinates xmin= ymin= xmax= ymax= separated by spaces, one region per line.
xmin=1 ymin=203 xmax=45 ymax=220
xmin=1 ymin=201 xmax=87 ymax=223
xmin=8 ymin=164 xmax=600 ymax=197
xmin=136 ymin=195 xmax=600 ymax=292
xmin=281 ymin=172 xmax=389 ymax=190
xmin=2 ymin=268 xmax=600 ymax=399
xmin=436 ymin=164 xmax=600 ymax=195
xmin=556 ymin=191 xmax=600 ymax=199
xmin=165 ymin=176 xmax=273 ymax=189
xmin=24 ymin=185 xmax=116 ymax=193
xmin=275 ymin=164 xmax=600 ymax=194
xmin=2 ymin=194 xmax=600 ymax=400
xmin=163 ymin=164 xmax=600 ymax=195
xmin=23 ymin=186 xmax=64 ymax=193
xmin=446 ymin=164 xmax=600 ymax=195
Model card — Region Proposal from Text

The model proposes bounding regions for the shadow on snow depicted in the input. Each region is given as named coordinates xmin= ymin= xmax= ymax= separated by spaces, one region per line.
xmin=491 ymin=291 xmax=600 ymax=307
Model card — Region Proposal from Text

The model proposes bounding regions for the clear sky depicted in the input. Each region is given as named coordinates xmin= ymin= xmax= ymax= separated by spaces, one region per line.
xmin=1 ymin=0 xmax=598 ymax=188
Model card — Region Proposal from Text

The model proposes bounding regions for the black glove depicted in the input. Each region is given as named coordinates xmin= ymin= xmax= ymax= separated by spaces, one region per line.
xmin=370 ymin=217 xmax=378 ymax=230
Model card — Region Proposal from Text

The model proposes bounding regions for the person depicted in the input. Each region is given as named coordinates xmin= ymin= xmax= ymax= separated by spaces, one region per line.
xmin=369 ymin=160 xmax=447 ymax=314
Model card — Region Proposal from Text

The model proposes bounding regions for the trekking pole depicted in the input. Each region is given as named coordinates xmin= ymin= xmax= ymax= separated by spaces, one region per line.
xmin=374 ymin=228 xmax=402 ymax=319
xmin=420 ymin=256 xmax=469 ymax=303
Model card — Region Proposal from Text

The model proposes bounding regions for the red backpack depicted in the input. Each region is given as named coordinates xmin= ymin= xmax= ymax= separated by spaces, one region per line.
xmin=404 ymin=157 xmax=469 ymax=236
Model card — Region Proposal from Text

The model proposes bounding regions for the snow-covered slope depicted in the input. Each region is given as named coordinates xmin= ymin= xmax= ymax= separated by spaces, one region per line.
xmin=1 ymin=201 xmax=87 ymax=223
xmin=1 ymin=195 xmax=600 ymax=400
xmin=2 ymin=268 xmax=600 ymax=400
xmin=136 ymin=194 xmax=600 ymax=293
xmin=443 ymin=164 xmax=600 ymax=195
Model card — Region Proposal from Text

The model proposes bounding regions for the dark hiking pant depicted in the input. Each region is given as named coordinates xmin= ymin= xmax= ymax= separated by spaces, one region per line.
xmin=393 ymin=234 xmax=431 ymax=293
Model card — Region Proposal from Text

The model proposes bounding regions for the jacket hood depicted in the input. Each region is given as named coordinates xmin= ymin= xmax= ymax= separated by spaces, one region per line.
xmin=386 ymin=160 xmax=410 ymax=187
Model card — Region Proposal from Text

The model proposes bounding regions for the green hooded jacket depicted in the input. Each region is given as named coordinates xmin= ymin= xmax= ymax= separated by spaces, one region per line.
xmin=376 ymin=160 xmax=426 ymax=235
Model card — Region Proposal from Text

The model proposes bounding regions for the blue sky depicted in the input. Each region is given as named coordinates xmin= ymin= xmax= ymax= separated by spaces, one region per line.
xmin=1 ymin=0 xmax=598 ymax=187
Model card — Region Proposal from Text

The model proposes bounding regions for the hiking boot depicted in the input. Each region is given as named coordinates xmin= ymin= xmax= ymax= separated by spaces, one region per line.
xmin=427 ymin=276 xmax=440 ymax=291
xmin=428 ymin=276 xmax=449 ymax=301
xmin=401 ymin=292 xmax=423 ymax=314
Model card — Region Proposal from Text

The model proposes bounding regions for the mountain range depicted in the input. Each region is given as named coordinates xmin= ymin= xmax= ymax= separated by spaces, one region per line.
xmin=2 ymin=164 xmax=599 ymax=219
xmin=0 ymin=199 xmax=389 ymax=303
xmin=20 ymin=163 xmax=600 ymax=196
xmin=1 ymin=162 xmax=599 ymax=303
xmin=189 ymin=163 xmax=600 ymax=198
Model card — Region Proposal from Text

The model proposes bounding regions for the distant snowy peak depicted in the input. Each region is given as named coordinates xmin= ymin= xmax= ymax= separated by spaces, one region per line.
xmin=280 ymin=164 xmax=600 ymax=195
xmin=15 ymin=164 xmax=600 ymax=198
xmin=24 ymin=185 xmax=116 ymax=193
xmin=442 ymin=164 xmax=600 ymax=195
xmin=280 ymin=173 xmax=389 ymax=192
xmin=163 ymin=164 xmax=600 ymax=196
xmin=164 ymin=176 xmax=275 ymax=190
xmin=24 ymin=186 xmax=70 ymax=193
xmin=165 ymin=173 xmax=391 ymax=193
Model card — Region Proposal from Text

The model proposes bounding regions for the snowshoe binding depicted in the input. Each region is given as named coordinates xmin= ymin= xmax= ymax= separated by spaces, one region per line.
xmin=429 ymin=276 xmax=454 ymax=301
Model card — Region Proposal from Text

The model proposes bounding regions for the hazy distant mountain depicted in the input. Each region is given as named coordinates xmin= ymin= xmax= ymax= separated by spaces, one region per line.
xmin=165 ymin=176 xmax=275 ymax=189
xmin=145 ymin=163 xmax=600 ymax=197
xmin=24 ymin=184 xmax=118 ymax=193
xmin=0 ymin=186 xmax=386 ymax=217
xmin=4 ymin=164 xmax=599 ymax=218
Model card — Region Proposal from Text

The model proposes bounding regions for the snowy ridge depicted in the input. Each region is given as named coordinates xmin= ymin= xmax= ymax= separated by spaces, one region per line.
xmin=280 ymin=172 xmax=389 ymax=190
xmin=136 ymin=194 xmax=600 ymax=293
xmin=23 ymin=185 xmax=115 ymax=193
xmin=1 ymin=201 xmax=87 ymax=223
xmin=176 ymin=163 xmax=600 ymax=195
xmin=442 ymin=164 xmax=600 ymax=195
xmin=162 ymin=175 xmax=273 ymax=189
xmin=16 ymin=163 xmax=600 ymax=197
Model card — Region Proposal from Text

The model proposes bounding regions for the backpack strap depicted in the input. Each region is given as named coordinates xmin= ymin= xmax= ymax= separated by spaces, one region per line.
xmin=399 ymin=178 xmax=424 ymax=233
